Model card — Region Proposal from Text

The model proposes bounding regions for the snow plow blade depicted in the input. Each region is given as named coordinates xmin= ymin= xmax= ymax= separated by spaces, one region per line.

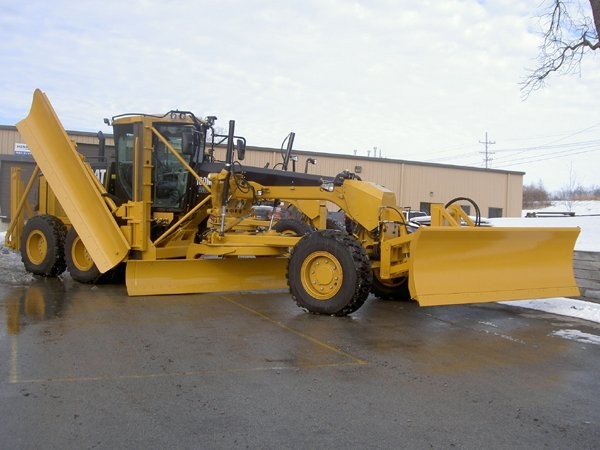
xmin=126 ymin=257 xmax=289 ymax=296
xmin=16 ymin=89 xmax=129 ymax=273
xmin=408 ymin=227 xmax=580 ymax=306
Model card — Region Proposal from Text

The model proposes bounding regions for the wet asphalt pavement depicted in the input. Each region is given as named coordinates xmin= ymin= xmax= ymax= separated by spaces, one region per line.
xmin=1 ymin=277 xmax=599 ymax=449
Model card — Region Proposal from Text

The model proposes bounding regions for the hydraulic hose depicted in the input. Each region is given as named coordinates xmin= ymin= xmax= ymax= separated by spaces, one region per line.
xmin=444 ymin=197 xmax=481 ymax=226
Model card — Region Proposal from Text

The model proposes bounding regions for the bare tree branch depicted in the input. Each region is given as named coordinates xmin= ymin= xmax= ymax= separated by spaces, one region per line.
xmin=521 ymin=0 xmax=599 ymax=98
xmin=591 ymin=0 xmax=600 ymax=36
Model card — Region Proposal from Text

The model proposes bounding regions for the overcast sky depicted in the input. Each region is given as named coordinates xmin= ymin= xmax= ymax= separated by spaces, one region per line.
xmin=1 ymin=0 xmax=599 ymax=192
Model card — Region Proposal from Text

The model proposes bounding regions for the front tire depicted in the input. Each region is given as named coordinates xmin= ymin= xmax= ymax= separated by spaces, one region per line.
xmin=326 ymin=217 xmax=346 ymax=232
xmin=287 ymin=230 xmax=372 ymax=316
xmin=20 ymin=215 xmax=67 ymax=276
xmin=371 ymin=270 xmax=411 ymax=301
xmin=65 ymin=227 xmax=102 ymax=283
xmin=273 ymin=219 xmax=313 ymax=236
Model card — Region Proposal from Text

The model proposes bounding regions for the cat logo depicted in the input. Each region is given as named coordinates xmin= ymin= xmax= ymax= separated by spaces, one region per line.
xmin=94 ymin=168 xmax=107 ymax=184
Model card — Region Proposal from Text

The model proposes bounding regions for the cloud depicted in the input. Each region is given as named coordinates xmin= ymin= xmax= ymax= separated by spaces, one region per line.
xmin=1 ymin=0 xmax=599 ymax=191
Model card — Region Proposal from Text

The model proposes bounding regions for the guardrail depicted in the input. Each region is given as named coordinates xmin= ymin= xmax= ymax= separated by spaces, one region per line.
xmin=525 ymin=211 xmax=576 ymax=218
xmin=574 ymin=251 xmax=600 ymax=300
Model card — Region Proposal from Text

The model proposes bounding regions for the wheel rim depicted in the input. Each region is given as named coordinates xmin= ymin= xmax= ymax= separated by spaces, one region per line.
xmin=70 ymin=235 xmax=94 ymax=272
xmin=300 ymin=251 xmax=343 ymax=300
xmin=25 ymin=230 xmax=48 ymax=265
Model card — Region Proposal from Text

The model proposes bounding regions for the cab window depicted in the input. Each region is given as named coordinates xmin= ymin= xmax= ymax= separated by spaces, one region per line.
xmin=153 ymin=124 xmax=194 ymax=210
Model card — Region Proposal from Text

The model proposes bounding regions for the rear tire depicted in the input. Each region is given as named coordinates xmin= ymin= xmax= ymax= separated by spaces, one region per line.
xmin=371 ymin=270 xmax=411 ymax=301
xmin=65 ymin=227 xmax=102 ymax=283
xmin=273 ymin=219 xmax=313 ymax=236
xmin=20 ymin=215 xmax=66 ymax=276
xmin=288 ymin=230 xmax=372 ymax=316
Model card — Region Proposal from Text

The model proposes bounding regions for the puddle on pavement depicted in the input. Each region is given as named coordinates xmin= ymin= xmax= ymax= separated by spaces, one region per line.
xmin=1 ymin=278 xmax=70 ymax=335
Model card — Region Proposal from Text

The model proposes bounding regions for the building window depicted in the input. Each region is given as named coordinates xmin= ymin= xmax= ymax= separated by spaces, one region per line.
xmin=488 ymin=207 xmax=503 ymax=218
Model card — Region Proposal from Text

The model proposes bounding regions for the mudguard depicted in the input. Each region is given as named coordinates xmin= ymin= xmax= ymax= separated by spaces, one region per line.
xmin=408 ymin=226 xmax=580 ymax=306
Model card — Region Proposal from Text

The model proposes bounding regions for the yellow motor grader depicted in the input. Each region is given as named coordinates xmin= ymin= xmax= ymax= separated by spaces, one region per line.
xmin=5 ymin=89 xmax=580 ymax=315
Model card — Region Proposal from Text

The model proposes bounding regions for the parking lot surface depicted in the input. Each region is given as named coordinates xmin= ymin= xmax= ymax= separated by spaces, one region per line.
xmin=1 ymin=278 xmax=599 ymax=449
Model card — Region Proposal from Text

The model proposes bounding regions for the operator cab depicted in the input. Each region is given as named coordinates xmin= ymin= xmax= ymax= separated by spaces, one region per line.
xmin=109 ymin=114 xmax=207 ymax=214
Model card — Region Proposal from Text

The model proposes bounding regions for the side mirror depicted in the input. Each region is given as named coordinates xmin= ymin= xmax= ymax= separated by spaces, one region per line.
xmin=97 ymin=131 xmax=106 ymax=163
xmin=237 ymin=139 xmax=246 ymax=161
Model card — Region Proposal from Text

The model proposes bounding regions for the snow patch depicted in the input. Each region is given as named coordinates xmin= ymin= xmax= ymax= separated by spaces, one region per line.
xmin=500 ymin=298 xmax=600 ymax=325
xmin=552 ymin=329 xmax=600 ymax=345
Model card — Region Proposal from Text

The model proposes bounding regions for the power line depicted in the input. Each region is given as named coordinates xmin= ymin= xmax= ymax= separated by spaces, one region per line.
xmin=495 ymin=121 xmax=600 ymax=144
xmin=416 ymin=123 xmax=600 ymax=168
xmin=493 ymin=139 xmax=600 ymax=166
xmin=430 ymin=122 xmax=600 ymax=166
xmin=497 ymin=145 xmax=600 ymax=168
xmin=493 ymin=138 xmax=600 ymax=155
xmin=479 ymin=132 xmax=495 ymax=168
xmin=425 ymin=150 xmax=479 ymax=163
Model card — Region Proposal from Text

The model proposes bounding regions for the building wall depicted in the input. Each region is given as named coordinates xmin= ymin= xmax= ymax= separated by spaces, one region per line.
xmin=0 ymin=158 xmax=37 ymax=220
xmin=0 ymin=125 xmax=114 ymax=156
xmin=0 ymin=126 xmax=22 ymax=156
xmin=233 ymin=146 xmax=523 ymax=217
xmin=397 ymin=163 xmax=522 ymax=217
xmin=0 ymin=126 xmax=113 ymax=219
xmin=0 ymin=125 xmax=524 ymax=219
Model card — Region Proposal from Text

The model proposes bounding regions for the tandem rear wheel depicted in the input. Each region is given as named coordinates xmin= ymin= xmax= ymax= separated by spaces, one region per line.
xmin=287 ymin=230 xmax=372 ymax=316
xmin=20 ymin=215 xmax=67 ymax=277
xmin=19 ymin=215 xmax=120 ymax=284
xmin=65 ymin=227 xmax=102 ymax=283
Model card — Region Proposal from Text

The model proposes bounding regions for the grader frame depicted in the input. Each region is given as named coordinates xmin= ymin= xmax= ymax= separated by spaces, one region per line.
xmin=5 ymin=89 xmax=580 ymax=315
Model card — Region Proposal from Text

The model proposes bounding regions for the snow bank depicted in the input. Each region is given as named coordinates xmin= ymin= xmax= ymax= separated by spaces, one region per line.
xmin=0 ymin=227 xmax=34 ymax=286
xmin=490 ymin=200 xmax=600 ymax=252
xmin=490 ymin=215 xmax=600 ymax=252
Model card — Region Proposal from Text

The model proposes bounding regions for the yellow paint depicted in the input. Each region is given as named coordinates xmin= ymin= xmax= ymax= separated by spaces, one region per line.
xmin=409 ymin=226 xmax=581 ymax=306
xmin=126 ymin=257 xmax=290 ymax=296
xmin=16 ymin=90 xmax=129 ymax=272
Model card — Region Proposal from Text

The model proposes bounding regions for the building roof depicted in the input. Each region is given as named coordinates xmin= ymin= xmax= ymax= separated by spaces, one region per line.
xmin=0 ymin=124 xmax=524 ymax=176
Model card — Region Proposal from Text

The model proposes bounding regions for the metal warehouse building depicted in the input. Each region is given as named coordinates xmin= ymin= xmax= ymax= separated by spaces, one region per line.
xmin=0 ymin=125 xmax=524 ymax=220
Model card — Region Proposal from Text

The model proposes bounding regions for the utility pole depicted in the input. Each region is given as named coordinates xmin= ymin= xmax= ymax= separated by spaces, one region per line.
xmin=479 ymin=132 xmax=495 ymax=169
